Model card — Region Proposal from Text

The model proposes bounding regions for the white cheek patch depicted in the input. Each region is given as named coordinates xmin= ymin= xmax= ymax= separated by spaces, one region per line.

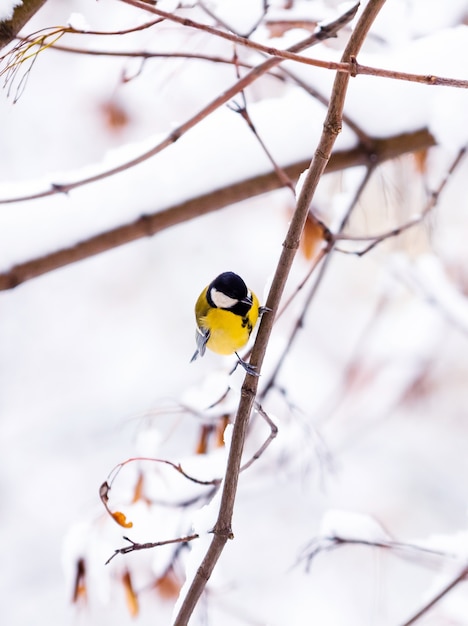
xmin=211 ymin=288 xmax=238 ymax=309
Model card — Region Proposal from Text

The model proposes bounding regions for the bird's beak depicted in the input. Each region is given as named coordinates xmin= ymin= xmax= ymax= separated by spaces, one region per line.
xmin=242 ymin=294 xmax=253 ymax=306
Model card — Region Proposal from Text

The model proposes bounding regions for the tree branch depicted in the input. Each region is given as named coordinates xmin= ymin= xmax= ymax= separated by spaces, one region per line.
xmin=171 ymin=2 xmax=388 ymax=624
xmin=400 ymin=565 xmax=468 ymax=626
xmin=0 ymin=0 xmax=47 ymax=51
xmin=0 ymin=128 xmax=435 ymax=291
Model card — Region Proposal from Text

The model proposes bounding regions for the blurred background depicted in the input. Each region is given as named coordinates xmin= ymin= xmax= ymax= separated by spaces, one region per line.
xmin=2 ymin=1 xmax=468 ymax=624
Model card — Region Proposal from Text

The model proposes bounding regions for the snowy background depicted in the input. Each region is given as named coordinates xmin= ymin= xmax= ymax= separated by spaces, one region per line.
xmin=2 ymin=0 xmax=468 ymax=625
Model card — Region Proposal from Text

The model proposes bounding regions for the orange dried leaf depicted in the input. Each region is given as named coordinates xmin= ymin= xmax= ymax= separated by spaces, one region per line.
xmin=112 ymin=511 xmax=133 ymax=528
xmin=216 ymin=415 xmax=230 ymax=448
xmin=413 ymin=149 xmax=428 ymax=174
xmin=132 ymin=472 xmax=145 ymax=503
xmin=195 ymin=424 xmax=212 ymax=454
xmin=265 ymin=19 xmax=318 ymax=38
xmin=300 ymin=213 xmax=326 ymax=260
xmin=99 ymin=99 xmax=131 ymax=133
xmin=122 ymin=570 xmax=139 ymax=617
xmin=156 ymin=567 xmax=182 ymax=600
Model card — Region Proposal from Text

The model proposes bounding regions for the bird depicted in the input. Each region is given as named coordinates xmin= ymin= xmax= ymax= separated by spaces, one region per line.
xmin=191 ymin=271 xmax=263 ymax=375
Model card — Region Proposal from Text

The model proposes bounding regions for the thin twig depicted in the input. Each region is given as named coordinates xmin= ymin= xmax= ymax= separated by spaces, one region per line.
xmin=105 ymin=533 xmax=200 ymax=565
xmin=228 ymin=79 xmax=295 ymax=193
xmin=299 ymin=534 xmax=460 ymax=570
xmin=400 ymin=565 xmax=468 ymax=626
xmin=172 ymin=3 xmax=388 ymax=624
xmin=106 ymin=456 xmax=221 ymax=488
xmin=33 ymin=43 xmax=257 ymax=66
xmin=239 ymin=403 xmax=278 ymax=473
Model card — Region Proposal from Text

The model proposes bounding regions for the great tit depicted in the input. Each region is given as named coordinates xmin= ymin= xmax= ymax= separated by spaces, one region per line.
xmin=191 ymin=271 xmax=261 ymax=374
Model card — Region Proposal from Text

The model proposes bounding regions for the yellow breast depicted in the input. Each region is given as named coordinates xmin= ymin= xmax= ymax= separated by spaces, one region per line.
xmin=195 ymin=287 xmax=260 ymax=356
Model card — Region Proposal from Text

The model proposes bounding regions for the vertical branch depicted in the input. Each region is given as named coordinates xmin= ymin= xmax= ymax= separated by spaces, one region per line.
xmin=172 ymin=2 xmax=388 ymax=625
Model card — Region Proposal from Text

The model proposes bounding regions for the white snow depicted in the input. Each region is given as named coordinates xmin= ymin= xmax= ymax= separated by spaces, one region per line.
xmin=0 ymin=0 xmax=22 ymax=22
xmin=320 ymin=509 xmax=391 ymax=543
xmin=3 ymin=1 xmax=468 ymax=625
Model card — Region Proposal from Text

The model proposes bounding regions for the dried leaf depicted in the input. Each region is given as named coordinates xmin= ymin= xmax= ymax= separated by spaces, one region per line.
xmin=265 ymin=19 xmax=318 ymax=38
xmin=156 ymin=567 xmax=182 ymax=600
xmin=112 ymin=511 xmax=133 ymax=528
xmin=122 ymin=570 xmax=139 ymax=617
xmin=195 ymin=424 xmax=212 ymax=455
xmin=72 ymin=558 xmax=87 ymax=604
xmin=132 ymin=471 xmax=146 ymax=504
xmin=216 ymin=415 xmax=230 ymax=448
xmin=413 ymin=149 xmax=428 ymax=174
xmin=99 ymin=99 xmax=131 ymax=133
xmin=300 ymin=212 xmax=326 ymax=260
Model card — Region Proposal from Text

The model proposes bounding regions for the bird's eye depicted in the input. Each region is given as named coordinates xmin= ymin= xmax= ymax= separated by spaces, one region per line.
xmin=242 ymin=291 xmax=253 ymax=306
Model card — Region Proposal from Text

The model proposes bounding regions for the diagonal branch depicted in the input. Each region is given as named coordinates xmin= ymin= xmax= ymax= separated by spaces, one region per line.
xmin=171 ymin=2 xmax=389 ymax=624
xmin=400 ymin=565 xmax=468 ymax=626
xmin=0 ymin=128 xmax=435 ymax=291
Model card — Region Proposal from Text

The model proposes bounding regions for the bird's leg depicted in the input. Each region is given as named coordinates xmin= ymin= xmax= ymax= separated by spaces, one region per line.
xmin=235 ymin=352 xmax=260 ymax=377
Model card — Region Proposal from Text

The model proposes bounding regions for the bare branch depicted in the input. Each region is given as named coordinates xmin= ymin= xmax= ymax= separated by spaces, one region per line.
xmin=106 ymin=456 xmax=221 ymax=488
xmin=228 ymin=93 xmax=296 ymax=193
xmin=105 ymin=533 xmax=199 ymax=565
xmin=299 ymin=534 xmax=459 ymax=570
xmin=400 ymin=565 xmax=468 ymax=626
xmin=0 ymin=128 xmax=435 ymax=291
xmin=172 ymin=3 xmax=388 ymax=624
xmin=239 ymin=403 xmax=278 ymax=473
xmin=296 ymin=533 xmax=468 ymax=625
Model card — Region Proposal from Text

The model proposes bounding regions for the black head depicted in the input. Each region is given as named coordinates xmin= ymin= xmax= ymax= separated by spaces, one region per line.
xmin=211 ymin=272 xmax=248 ymax=300
xmin=207 ymin=272 xmax=252 ymax=315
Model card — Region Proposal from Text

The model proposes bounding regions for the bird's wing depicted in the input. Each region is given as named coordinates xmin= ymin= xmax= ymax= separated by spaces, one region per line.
xmin=190 ymin=326 xmax=210 ymax=362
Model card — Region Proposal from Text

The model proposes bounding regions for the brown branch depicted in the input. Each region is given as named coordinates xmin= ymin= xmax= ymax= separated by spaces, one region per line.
xmin=400 ymin=565 xmax=468 ymax=626
xmin=0 ymin=0 xmax=47 ymax=51
xmin=105 ymin=533 xmax=200 ymax=565
xmin=0 ymin=127 xmax=435 ymax=291
xmin=355 ymin=60 xmax=468 ymax=88
xmin=36 ymin=43 xmax=255 ymax=66
xmin=171 ymin=2 xmax=388 ymax=624
xmin=238 ymin=403 xmax=278 ymax=473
